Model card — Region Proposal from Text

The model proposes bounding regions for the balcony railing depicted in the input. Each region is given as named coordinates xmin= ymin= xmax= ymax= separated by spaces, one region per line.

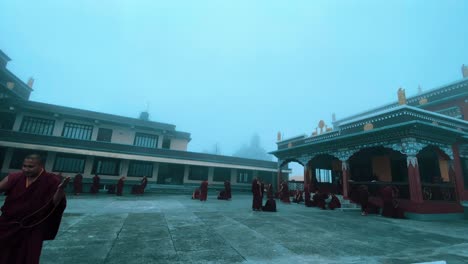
xmin=421 ymin=183 xmax=456 ymax=201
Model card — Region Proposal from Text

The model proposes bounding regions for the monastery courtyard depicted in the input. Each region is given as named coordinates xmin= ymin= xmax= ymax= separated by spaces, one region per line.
xmin=24 ymin=194 xmax=468 ymax=263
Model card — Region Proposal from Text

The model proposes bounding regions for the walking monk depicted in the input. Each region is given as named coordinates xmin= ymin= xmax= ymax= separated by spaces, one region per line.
xmin=0 ymin=154 xmax=69 ymax=264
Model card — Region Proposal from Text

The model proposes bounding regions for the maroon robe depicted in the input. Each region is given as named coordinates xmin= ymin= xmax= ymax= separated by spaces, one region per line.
xmin=116 ymin=178 xmax=125 ymax=196
xmin=280 ymin=182 xmax=290 ymax=203
xmin=199 ymin=181 xmax=208 ymax=201
xmin=251 ymin=180 xmax=262 ymax=210
xmin=131 ymin=177 xmax=148 ymax=195
xmin=192 ymin=188 xmax=200 ymax=199
xmin=73 ymin=174 xmax=83 ymax=195
xmin=262 ymin=198 xmax=277 ymax=212
xmin=304 ymin=185 xmax=313 ymax=207
xmin=0 ymin=171 xmax=66 ymax=264
xmin=224 ymin=180 xmax=232 ymax=199
xmin=266 ymin=184 xmax=274 ymax=199
xmin=328 ymin=194 xmax=341 ymax=210
xmin=90 ymin=175 xmax=100 ymax=194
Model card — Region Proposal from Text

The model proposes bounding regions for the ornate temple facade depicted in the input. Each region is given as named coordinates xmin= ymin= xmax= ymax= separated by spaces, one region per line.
xmin=0 ymin=50 xmax=287 ymax=192
xmin=272 ymin=75 xmax=468 ymax=219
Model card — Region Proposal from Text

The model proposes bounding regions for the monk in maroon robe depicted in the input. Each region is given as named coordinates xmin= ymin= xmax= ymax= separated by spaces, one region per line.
xmin=73 ymin=173 xmax=83 ymax=195
xmin=90 ymin=174 xmax=100 ymax=194
xmin=131 ymin=176 xmax=148 ymax=195
xmin=304 ymin=184 xmax=313 ymax=207
xmin=252 ymin=178 xmax=262 ymax=211
xmin=116 ymin=176 xmax=125 ymax=196
xmin=266 ymin=183 xmax=274 ymax=199
xmin=312 ymin=191 xmax=327 ymax=209
xmin=280 ymin=181 xmax=291 ymax=203
xmin=328 ymin=194 xmax=341 ymax=210
xmin=0 ymin=154 xmax=69 ymax=264
xmin=358 ymin=185 xmax=369 ymax=216
xmin=224 ymin=180 xmax=232 ymax=199
xmin=381 ymin=186 xmax=404 ymax=218
xmin=262 ymin=198 xmax=277 ymax=212
xmin=192 ymin=188 xmax=200 ymax=199
xmin=199 ymin=180 xmax=208 ymax=201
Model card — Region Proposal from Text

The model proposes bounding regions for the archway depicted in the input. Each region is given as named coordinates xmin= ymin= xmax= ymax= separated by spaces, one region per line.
xmin=417 ymin=145 xmax=455 ymax=201
xmin=309 ymin=154 xmax=341 ymax=194
xmin=348 ymin=146 xmax=408 ymax=198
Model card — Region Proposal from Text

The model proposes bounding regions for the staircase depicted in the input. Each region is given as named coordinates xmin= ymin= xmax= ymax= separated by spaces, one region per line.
xmin=335 ymin=195 xmax=360 ymax=211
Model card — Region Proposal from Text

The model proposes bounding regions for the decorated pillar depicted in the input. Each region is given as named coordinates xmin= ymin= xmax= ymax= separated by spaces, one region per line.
xmin=407 ymin=155 xmax=423 ymax=203
xmin=386 ymin=138 xmax=426 ymax=203
xmin=334 ymin=148 xmax=358 ymax=200
xmin=340 ymin=160 xmax=350 ymax=199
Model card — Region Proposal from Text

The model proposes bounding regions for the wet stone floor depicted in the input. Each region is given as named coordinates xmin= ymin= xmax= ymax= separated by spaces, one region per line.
xmin=24 ymin=194 xmax=468 ymax=263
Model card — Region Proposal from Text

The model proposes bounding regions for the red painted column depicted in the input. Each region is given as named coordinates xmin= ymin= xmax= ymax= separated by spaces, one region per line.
xmin=452 ymin=143 xmax=465 ymax=201
xmin=341 ymin=160 xmax=349 ymax=199
xmin=407 ymin=155 xmax=423 ymax=203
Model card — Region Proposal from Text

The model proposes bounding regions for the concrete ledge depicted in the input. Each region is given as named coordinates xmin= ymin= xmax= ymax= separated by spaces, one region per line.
xmin=405 ymin=212 xmax=465 ymax=221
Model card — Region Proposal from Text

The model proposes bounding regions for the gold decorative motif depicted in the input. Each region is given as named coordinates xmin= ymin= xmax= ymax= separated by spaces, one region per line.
xmin=6 ymin=82 xmax=15 ymax=90
xmin=326 ymin=127 xmax=333 ymax=132
xmin=398 ymin=87 xmax=406 ymax=105
xmin=363 ymin=123 xmax=374 ymax=131
xmin=419 ymin=98 xmax=428 ymax=105
xmin=27 ymin=77 xmax=35 ymax=88
xmin=462 ymin=64 xmax=468 ymax=78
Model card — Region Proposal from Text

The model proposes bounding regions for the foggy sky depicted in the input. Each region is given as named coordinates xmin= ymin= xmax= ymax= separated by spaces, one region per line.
xmin=1 ymin=0 xmax=467 ymax=175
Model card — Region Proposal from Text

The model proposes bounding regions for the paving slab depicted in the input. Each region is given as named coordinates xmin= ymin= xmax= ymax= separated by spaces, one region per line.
xmin=3 ymin=194 xmax=466 ymax=263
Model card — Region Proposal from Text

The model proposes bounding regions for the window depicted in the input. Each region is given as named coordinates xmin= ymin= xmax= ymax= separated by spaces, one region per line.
xmin=315 ymin=168 xmax=332 ymax=183
xmin=0 ymin=112 xmax=15 ymax=130
xmin=127 ymin=161 xmax=153 ymax=177
xmin=189 ymin=165 xmax=208 ymax=181
xmin=162 ymin=138 xmax=171 ymax=149
xmin=213 ymin=167 xmax=231 ymax=182
xmin=97 ymin=128 xmax=112 ymax=142
xmin=92 ymin=157 xmax=120 ymax=175
xmin=9 ymin=149 xmax=47 ymax=169
xmin=53 ymin=154 xmax=86 ymax=173
xmin=62 ymin=122 xmax=93 ymax=140
xmin=237 ymin=169 xmax=253 ymax=183
xmin=19 ymin=116 xmax=55 ymax=135
xmin=134 ymin=133 xmax=158 ymax=148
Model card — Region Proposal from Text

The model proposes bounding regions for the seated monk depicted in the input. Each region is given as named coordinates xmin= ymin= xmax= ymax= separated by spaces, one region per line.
xmin=107 ymin=184 xmax=115 ymax=194
xmin=381 ymin=186 xmax=405 ymax=218
xmin=192 ymin=188 xmax=200 ymax=200
xmin=217 ymin=190 xmax=229 ymax=200
xmin=328 ymin=193 xmax=341 ymax=210
xmin=131 ymin=176 xmax=148 ymax=195
xmin=262 ymin=198 xmax=277 ymax=212
xmin=313 ymin=191 xmax=328 ymax=209
xmin=358 ymin=185 xmax=369 ymax=216
xmin=292 ymin=190 xmax=303 ymax=203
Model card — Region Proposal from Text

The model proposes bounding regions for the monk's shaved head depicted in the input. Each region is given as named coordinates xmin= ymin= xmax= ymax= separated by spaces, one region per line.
xmin=24 ymin=154 xmax=45 ymax=166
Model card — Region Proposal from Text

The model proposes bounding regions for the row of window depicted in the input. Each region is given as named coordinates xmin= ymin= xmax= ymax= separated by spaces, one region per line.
xmin=7 ymin=149 xmax=268 ymax=181
xmin=17 ymin=115 xmax=170 ymax=149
